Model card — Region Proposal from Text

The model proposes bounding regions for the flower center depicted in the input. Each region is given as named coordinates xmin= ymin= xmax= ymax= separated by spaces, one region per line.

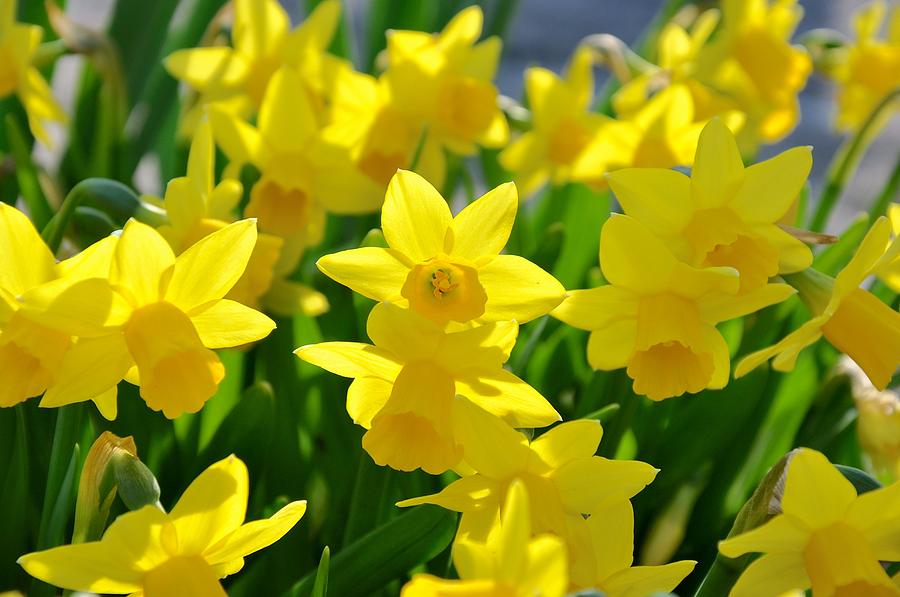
xmin=401 ymin=259 xmax=487 ymax=323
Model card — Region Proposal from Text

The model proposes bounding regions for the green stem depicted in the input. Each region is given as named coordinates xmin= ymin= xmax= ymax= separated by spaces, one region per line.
xmin=41 ymin=178 xmax=141 ymax=253
xmin=867 ymin=153 xmax=900 ymax=223
xmin=809 ymin=87 xmax=900 ymax=232
xmin=36 ymin=405 xmax=84 ymax=549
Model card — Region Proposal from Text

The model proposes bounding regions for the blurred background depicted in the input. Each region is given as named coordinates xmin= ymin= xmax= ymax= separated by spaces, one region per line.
xmin=48 ymin=0 xmax=899 ymax=234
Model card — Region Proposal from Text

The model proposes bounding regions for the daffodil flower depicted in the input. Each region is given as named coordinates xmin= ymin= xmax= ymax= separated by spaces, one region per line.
xmin=210 ymin=65 xmax=382 ymax=239
xmin=383 ymin=5 xmax=509 ymax=157
xmin=0 ymin=204 xmax=115 ymax=416
xmin=719 ymin=448 xmax=900 ymax=596
xmin=295 ymin=302 xmax=560 ymax=474
xmin=553 ymin=214 xmax=796 ymax=401
xmin=322 ymin=66 xmax=446 ymax=191
xmin=829 ymin=1 xmax=900 ymax=133
xmin=737 ymin=215 xmax=900 ymax=390
xmin=156 ymin=119 xmax=327 ymax=317
xmin=21 ymin=219 xmax=275 ymax=418
xmin=19 ymin=455 xmax=306 ymax=596
xmin=0 ymin=0 xmax=66 ymax=145
xmin=317 ymin=170 xmax=565 ymax=325
xmin=399 ymin=403 xmax=656 ymax=548
xmin=499 ymin=46 xmax=613 ymax=198
xmin=401 ymin=480 xmax=568 ymax=597
xmin=570 ymin=501 xmax=696 ymax=596
xmin=607 ymin=118 xmax=813 ymax=293
xmin=692 ymin=0 xmax=811 ymax=150
xmin=165 ymin=0 xmax=342 ymax=134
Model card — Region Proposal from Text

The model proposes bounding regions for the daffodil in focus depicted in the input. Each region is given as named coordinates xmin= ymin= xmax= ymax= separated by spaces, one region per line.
xmin=553 ymin=214 xmax=796 ymax=400
xmin=383 ymin=5 xmax=509 ymax=158
xmin=211 ymin=65 xmax=382 ymax=239
xmin=607 ymin=118 xmax=813 ymax=293
xmin=19 ymin=455 xmax=306 ymax=596
xmin=295 ymin=302 xmax=560 ymax=474
xmin=322 ymin=67 xmax=446 ymax=191
xmin=719 ymin=448 xmax=900 ymax=596
xmin=736 ymin=216 xmax=900 ymax=390
xmin=0 ymin=204 xmax=115 ymax=416
xmin=401 ymin=480 xmax=568 ymax=597
xmin=22 ymin=219 xmax=275 ymax=418
xmin=156 ymin=119 xmax=327 ymax=317
xmin=692 ymin=0 xmax=811 ymax=150
xmin=165 ymin=0 xmax=342 ymax=134
xmin=829 ymin=1 xmax=900 ymax=132
xmin=399 ymin=403 xmax=656 ymax=546
xmin=317 ymin=170 xmax=565 ymax=324
xmin=569 ymin=501 xmax=696 ymax=596
xmin=0 ymin=0 xmax=66 ymax=145
xmin=499 ymin=46 xmax=611 ymax=197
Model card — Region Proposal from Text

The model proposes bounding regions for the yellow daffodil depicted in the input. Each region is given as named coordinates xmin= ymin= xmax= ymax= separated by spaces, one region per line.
xmin=607 ymin=118 xmax=813 ymax=293
xmin=736 ymin=216 xmax=900 ymax=390
xmin=383 ymin=5 xmax=509 ymax=157
xmin=21 ymin=219 xmax=275 ymax=418
xmin=322 ymin=66 xmax=446 ymax=191
xmin=499 ymin=46 xmax=613 ymax=197
xmin=165 ymin=0 xmax=342 ymax=134
xmin=0 ymin=204 xmax=115 ymax=416
xmin=20 ymin=455 xmax=306 ymax=596
xmin=402 ymin=480 xmax=568 ymax=597
xmin=210 ymin=65 xmax=382 ymax=239
xmin=399 ymin=404 xmax=656 ymax=548
xmin=553 ymin=214 xmax=795 ymax=400
xmin=0 ymin=0 xmax=66 ymax=145
xmin=295 ymin=302 xmax=560 ymax=474
xmin=569 ymin=501 xmax=696 ymax=596
xmin=316 ymin=170 xmax=565 ymax=325
xmin=719 ymin=448 xmax=900 ymax=596
xmin=830 ymin=1 xmax=900 ymax=132
xmin=693 ymin=0 xmax=811 ymax=150
xmin=877 ymin=204 xmax=900 ymax=292
xmin=156 ymin=119 xmax=327 ymax=317
xmin=841 ymin=357 xmax=900 ymax=480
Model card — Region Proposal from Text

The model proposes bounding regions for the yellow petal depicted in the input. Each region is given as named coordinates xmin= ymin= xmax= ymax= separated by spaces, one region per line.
xmin=18 ymin=277 xmax=131 ymax=337
xmin=400 ymin=575 xmax=499 ymax=596
xmin=209 ymin=107 xmax=265 ymax=168
xmin=586 ymin=319 xmax=638 ymax=370
xmin=382 ymin=170 xmax=452 ymax=262
xmin=57 ymin=235 xmax=118 ymax=280
xmin=603 ymin=560 xmax=697 ymax=597
xmin=190 ymin=299 xmax=275 ymax=348
xmin=584 ymin=501 xmax=635 ymax=580
xmin=552 ymin=457 xmax=658 ymax=514
xmin=186 ymin=119 xmax=216 ymax=195
xmin=447 ymin=182 xmax=517 ymax=260
xmin=347 ymin=376 xmax=392 ymax=428
xmin=40 ymin=334 xmax=133 ymax=410
xmin=718 ymin=515 xmax=809 ymax=558
xmin=143 ymin=556 xmax=227 ymax=597
xmin=846 ymin=473 xmax=900 ymax=561
xmin=316 ymin=247 xmax=410 ymax=302
xmin=165 ymin=220 xmax=257 ymax=312
xmin=727 ymin=553 xmax=809 ymax=597
xmin=365 ymin=302 xmax=441 ymax=363
xmin=519 ymin=534 xmax=569 ymax=596
xmin=496 ymin=479 xmax=532 ymax=581
xmin=781 ymin=448 xmax=857 ymax=528
xmin=0 ymin=202 xmax=56 ymax=295
xmin=531 ymin=419 xmax=603 ymax=468
xmin=294 ymin=342 xmax=402 ymax=380
xmin=733 ymin=317 xmax=824 ymax=378
xmin=477 ymin=255 xmax=566 ymax=323
xmin=170 ymin=455 xmax=249 ymax=555
xmin=730 ymin=146 xmax=812 ymax=224
xmin=396 ymin=475 xmax=498 ymax=511
xmin=551 ymin=285 xmax=638 ymax=331
xmin=599 ymin=215 xmax=679 ymax=295
xmin=233 ymin=0 xmax=289 ymax=57
xmin=690 ymin=118 xmax=745 ymax=209
xmin=833 ymin=216 xmax=892 ymax=303
xmin=163 ymin=47 xmax=246 ymax=89
xmin=456 ymin=368 xmax=560 ymax=428
xmin=453 ymin=396 xmax=531 ymax=478
xmin=112 ymin=220 xmax=175 ymax=307
xmin=204 ymin=501 xmax=306 ymax=566
xmin=258 ymin=66 xmax=318 ymax=153
xmin=18 ymin=542 xmax=142 ymax=594
xmin=606 ymin=168 xmax=693 ymax=236
xmin=698 ymin=283 xmax=796 ymax=324
xmin=437 ymin=320 xmax=518 ymax=373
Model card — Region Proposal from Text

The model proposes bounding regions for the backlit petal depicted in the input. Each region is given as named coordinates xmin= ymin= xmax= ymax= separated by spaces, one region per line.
xmin=691 ymin=118 xmax=745 ymax=209
xmin=607 ymin=168 xmax=692 ymax=235
xmin=382 ymin=170 xmax=452 ymax=262
xmin=295 ymin=342 xmax=402 ymax=380
xmin=731 ymin=146 xmax=812 ymax=224
xmin=112 ymin=220 xmax=175 ymax=307
xmin=477 ymin=255 xmax=565 ymax=323
xmin=204 ymin=501 xmax=306 ymax=566
xmin=447 ymin=182 xmax=517 ymax=260
xmin=531 ymin=419 xmax=603 ymax=468
xmin=316 ymin=247 xmax=410 ymax=302
xmin=190 ymin=299 xmax=275 ymax=348
xmin=781 ymin=448 xmax=857 ymax=528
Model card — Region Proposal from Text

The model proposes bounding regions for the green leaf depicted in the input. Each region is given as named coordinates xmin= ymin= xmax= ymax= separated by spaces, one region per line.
xmin=4 ymin=114 xmax=53 ymax=229
xmin=286 ymin=505 xmax=457 ymax=597
xmin=311 ymin=546 xmax=331 ymax=597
